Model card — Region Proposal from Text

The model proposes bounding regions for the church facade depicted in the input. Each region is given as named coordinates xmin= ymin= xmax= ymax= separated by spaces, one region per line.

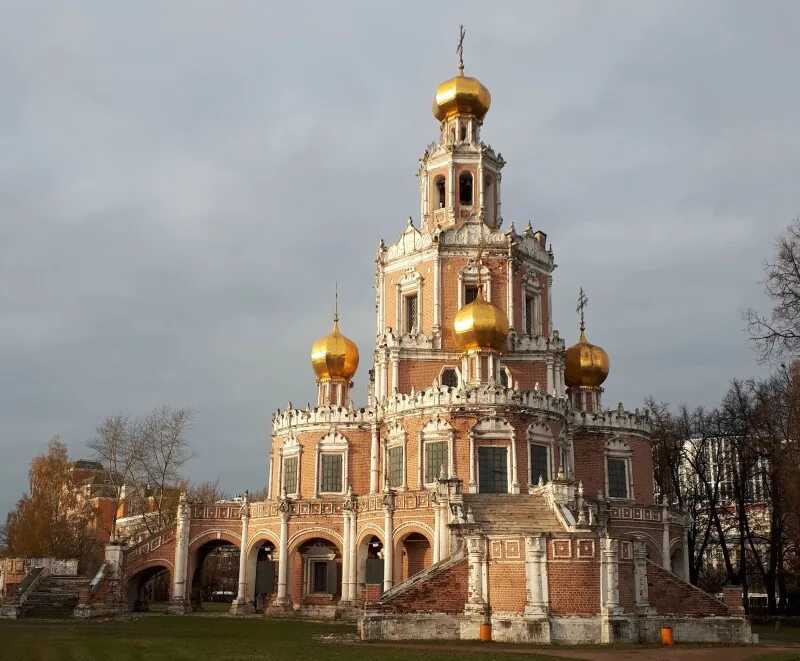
xmin=100 ymin=58 xmax=750 ymax=645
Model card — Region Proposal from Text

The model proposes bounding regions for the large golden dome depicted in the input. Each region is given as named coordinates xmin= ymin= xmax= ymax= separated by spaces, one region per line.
xmin=453 ymin=289 xmax=509 ymax=352
xmin=564 ymin=328 xmax=609 ymax=388
xmin=433 ymin=68 xmax=491 ymax=122
xmin=311 ymin=316 xmax=359 ymax=381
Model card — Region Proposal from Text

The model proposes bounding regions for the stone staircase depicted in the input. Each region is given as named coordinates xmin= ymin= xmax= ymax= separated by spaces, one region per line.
xmin=21 ymin=575 xmax=89 ymax=619
xmin=462 ymin=492 xmax=565 ymax=535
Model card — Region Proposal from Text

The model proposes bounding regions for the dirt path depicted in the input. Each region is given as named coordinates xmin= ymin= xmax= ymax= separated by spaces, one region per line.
xmin=355 ymin=640 xmax=800 ymax=660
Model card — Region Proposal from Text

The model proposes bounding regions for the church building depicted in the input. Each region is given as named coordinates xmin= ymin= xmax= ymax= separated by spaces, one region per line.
xmin=86 ymin=50 xmax=751 ymax=645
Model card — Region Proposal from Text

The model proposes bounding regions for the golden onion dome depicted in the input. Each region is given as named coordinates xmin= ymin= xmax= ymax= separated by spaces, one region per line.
xmin=433 ymin=67 xmax=491 ymax=122
xmin=453 ymin=288 xmax=509 ymax=352
xmin=311 ymin=315 xmax=359 ymax=381
xmin=564 ymin=327 xmax=610 ymax=388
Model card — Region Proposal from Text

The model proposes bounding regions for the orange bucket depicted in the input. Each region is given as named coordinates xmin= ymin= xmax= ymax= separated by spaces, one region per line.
xmin=660 ymin=626 xmax=674 ymax=646
xmin=479 ymin=623 xmax=492 ymax=641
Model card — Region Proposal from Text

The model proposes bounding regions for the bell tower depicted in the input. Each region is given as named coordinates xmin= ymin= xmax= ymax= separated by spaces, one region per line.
xmin=420 ymin=27 xmax=504 ymax=233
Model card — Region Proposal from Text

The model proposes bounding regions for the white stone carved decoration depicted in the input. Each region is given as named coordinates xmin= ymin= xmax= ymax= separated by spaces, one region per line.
xmin=386 ymin=218 xmax=433 ymax=260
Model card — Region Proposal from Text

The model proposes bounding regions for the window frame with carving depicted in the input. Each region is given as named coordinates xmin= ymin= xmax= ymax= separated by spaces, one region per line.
xmin=604 ymin=438 xmax=634 ymax=501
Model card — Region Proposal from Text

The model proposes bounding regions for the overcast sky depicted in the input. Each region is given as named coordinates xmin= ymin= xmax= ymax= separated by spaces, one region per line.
xmin=1 ymin=1 xmax=798 ymax=518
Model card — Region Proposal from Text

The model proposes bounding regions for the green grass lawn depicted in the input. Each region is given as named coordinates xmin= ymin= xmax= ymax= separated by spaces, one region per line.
xmin=0 ymin=615 xmax=564 ymax=661
xmin=752 ymin=623 xmax=800 ymax=643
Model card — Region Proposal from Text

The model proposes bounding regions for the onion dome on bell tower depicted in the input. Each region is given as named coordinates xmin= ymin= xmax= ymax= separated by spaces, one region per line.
xmin=420 ymin=26 xmax=504 ymax=233
xmin=564 ymin=288 xmax=609 ymax=413
xmin=311 ymin=292 xmax=359 ymax=406
xmin=453 ymin=283 xmax=509 ymax=386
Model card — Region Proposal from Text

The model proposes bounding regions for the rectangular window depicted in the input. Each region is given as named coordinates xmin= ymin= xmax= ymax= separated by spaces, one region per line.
xmin=313 ymin=561 xmax=327 ymax=593
xmin=465 ymin=286 xmax=479 ymax=305
xmin=404 ymin=294 xmax=418 ymax=334
xmin=531 ymin=444 xmax=549 ymax=485
xmin=607 ymin=458 xmax=628 ymax=498
xmin=283 ymin=456 xmax=298 ymax=495
xmin=525 ymin=294 xmax=536 ymax=335
xmin=425 ymin=441 xmax=449 ymax=483
xmin=388 ymin=445 xmax=404 ymax=488
xmin=320 ymin=454 xmax=343 ymax=493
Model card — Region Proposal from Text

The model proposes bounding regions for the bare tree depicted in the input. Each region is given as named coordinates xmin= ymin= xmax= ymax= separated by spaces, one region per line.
xmin=87 ymin=414 xmax=142 ymax=539
xmin=129 ymin=405 xmax=193 ymax=533
xmin=745 ymin=217 xmax=800 ymax=361
xmin=186 ymin=479 xmax=228 ymax=504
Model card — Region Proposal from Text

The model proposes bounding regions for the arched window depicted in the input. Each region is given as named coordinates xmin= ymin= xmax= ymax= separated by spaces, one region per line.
xmin=441 ymin=368 xmax=458 ymax=389
xmin=459 ymin=172 xmax=473 ymax=206
xmin=434 ymin=176 xmax=446 ymax=209
xmin=498 ymin=368 xmax=509 ymax=388
xmin=484 ymin=175 xmax=495 ymax=226
xmin=460 ymin=125 xmax=467 ymax=141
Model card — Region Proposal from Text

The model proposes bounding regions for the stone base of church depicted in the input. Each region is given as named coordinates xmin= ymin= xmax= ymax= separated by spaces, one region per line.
xmin=229 ymin=600 xmax=255 ymax=615
xmin=167 ymin=597 xmax=189 ymax=615
xmin=360 ymin=612 xmax=752 ymax=645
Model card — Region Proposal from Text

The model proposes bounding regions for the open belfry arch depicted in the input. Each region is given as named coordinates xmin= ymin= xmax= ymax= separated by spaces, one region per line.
xmin=92 ymin=30 xmax=749 ymax=645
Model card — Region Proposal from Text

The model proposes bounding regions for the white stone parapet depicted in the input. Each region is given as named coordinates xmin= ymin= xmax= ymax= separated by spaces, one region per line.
xmin=272 ymin=403 xmax=379 ymax=432
xmin=273 ymin=385 xmax=650 ymax=440
xmin=569 ymin=402 xmax=651 ymax=438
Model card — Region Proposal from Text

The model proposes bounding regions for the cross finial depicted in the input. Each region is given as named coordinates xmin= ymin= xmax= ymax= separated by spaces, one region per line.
xmin=457 ymin=24 xmax=466 ymax=73
xmin=577 ymin=287 xmax=589 ymax=332
xmin=334 ymin=281 xmax=339 ymax=323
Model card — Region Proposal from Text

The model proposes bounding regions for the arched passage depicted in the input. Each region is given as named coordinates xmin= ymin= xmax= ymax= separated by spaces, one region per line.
xmin=187 ymin=532 xmax=241 ymax=612
xmin=395 ymin=530 xmax=433 ymax=583
xmin=357 ymin=533 xmax=385 ymax=595
xmin=249 ymin=539 xmax=277 ymax=612
xmin=287 ymin=535 xmax=342 ymax=606
xmin=126 ymin=563 xmax=171 ymax=612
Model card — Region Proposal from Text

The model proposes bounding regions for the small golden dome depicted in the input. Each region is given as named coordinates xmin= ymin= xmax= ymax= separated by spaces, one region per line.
xmin=311 ymin=315 xmax=359 ymax=381
xmin=564 ymin=328 xmax=610 ymax=389
xmin=453 ymin=288 xmax=509 ymax=352
xmin=433 ymin=69 xmax=491 ymax=122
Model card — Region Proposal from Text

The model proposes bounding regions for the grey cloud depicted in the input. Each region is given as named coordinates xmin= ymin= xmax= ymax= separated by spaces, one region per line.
xmin=2 ymin=1 xmax=799 ymax=516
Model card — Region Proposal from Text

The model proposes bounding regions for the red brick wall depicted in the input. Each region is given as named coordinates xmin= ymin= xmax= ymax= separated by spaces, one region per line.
xmin=383 ymin=558 xmax=468 ymax=614
xmin=488 ymin=562 xmax=527 ymax=613
xmin=547 ymin=540 xmax=601 ymax=615
xmin=618 ymin=562 xmax=635 ymax=612
xmin=646 ymin=562 xmax=728 ymax=617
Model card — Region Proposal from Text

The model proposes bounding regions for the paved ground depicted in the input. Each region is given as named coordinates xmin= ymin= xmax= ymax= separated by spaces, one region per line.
xmin=358 ymin=640 xmax=800 ymax=660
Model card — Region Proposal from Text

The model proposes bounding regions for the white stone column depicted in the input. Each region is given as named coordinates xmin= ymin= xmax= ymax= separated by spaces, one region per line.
xmin=496 ymin=173 xmax=502 ymax=224
xmin=506 ymin=256 xmax=514 ymax=329
xmin=661 ymin=498 xmax=672 ymax=571
xmin=383 ymin=491 xmax=394 ymax=591
xmin=433 ymin=251 xmax=441 ymax=332
xmin=602 ymin=536 xmax=620 ymax=614
xmin=169 ymin=494 xmax=190 ymax=613
xmin=468 ymin=432 xmax=476 ymax=492
xmin=510 ymin=433 xmax=520 ymax=494
xmin=477 ymin=160 xmax=484 ymax=211
xmin=369 ymin=425 xmax=380 ymax=494
xmin=524 ymin=534 xmax=547 ymax=617
xmin=380 ymin=355 xmax=388 ymax=401
xmin=276 ymin=508 xmax=290 ymax=605
xmin=633 ymin=537 xmax=650 ymax=611
xmin=349 ymin=511 xmax=358 ymax=600
xmin=448 ymin=162 xmax=455 ymax=214
xmin=546 ymin=358 xmax=554 ymax=396
xmin=464 ymin=535 xmax=487 ymax=613
xmin=432 ymin=496 xmax=441 ymax=563
xmin=681 ymin=520 xmax=690 ymax=581
xmin=233 ymin=496 xmax=251 ymax=611
xmin=390 ymin=352 xmax=399 ymax=395
xmin=341 ymin=509 xmax=351 ymax=603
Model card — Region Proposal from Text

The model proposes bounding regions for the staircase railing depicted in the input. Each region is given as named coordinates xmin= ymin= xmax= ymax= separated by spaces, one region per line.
xmin=16 ymin=566 xmax=47 ymax=608
xmin=378 ymin=549 xmax=465 ymax=604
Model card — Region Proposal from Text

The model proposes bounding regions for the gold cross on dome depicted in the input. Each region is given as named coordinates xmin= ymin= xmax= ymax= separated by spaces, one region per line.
xmin=577 ymin=287 xmax=589 ymax=331
xmin=457 ymin=24 xmax=465 ymax=72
